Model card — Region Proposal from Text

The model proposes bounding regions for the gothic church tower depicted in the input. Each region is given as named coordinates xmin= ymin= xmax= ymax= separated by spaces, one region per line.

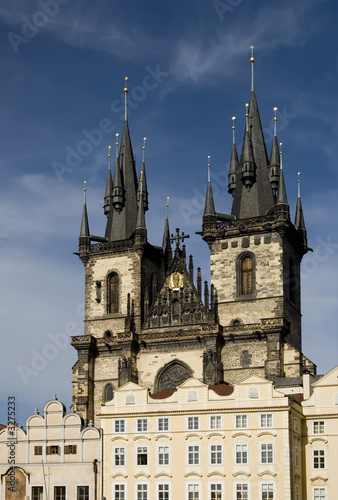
xmin=72 ymin=57 xmax=316 ymax=426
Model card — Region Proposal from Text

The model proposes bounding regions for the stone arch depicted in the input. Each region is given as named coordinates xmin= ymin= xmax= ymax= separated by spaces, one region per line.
xmin=103 ymin=383 xmax=114 ymax=402
xmin=155 ymin=360 xmax=193 ymax=392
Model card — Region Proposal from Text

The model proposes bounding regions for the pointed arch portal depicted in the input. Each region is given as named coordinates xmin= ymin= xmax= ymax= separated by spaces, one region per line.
xmin=156 ymin=360 xmax=192 ymax=392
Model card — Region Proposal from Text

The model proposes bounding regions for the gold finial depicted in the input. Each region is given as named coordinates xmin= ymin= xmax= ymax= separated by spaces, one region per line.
xmin=108 ymin=145 xmax=111 ymax=158
xmin=273 ymin=107 xmax=278 ymax=136
xmin=207 ymin=155 xmax=211 ymax=167
xmin=143 ymin=137 xmax=146 ymax=150
xmin=279 ymin=142 xmax=282 ymax=155
xmin=273 ymin=107 xmax=278 ymax=121
xmin=207 ymin=155 xmax=211 ymax=183
xmin=166 ymin=196 xmax=169 ymax=208
xmin=297 ymin=171 xmax=301 ymax=197
xmin=124 ymin=76 xmax=128 ymax=93
xmin=250 ymin=45 xmax=255 ymax=63
xmin=245 ymin=103 xmax=249 ymax=117
xmin=83 ymin=180 xmax=86 ymax=192
xmin=232 ymin=116 xmax=236 ymax=130
xmin=115 ymin=133 xmax=119 ymax=146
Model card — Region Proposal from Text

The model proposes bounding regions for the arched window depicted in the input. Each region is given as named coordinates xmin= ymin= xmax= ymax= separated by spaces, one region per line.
xmin=156 ymin=360 xmax=192 ymax=392
xmin=151 ymin=273 xmax=157 ymax=304
xmin=108 ymin=272 xmax=119 ymax=314
xmin=237 ymin=253 xmax=255 ymax=297
xmin=242 ymin=350 xmax=250 ymax=367
xmin=105 ymin=384 xmax=114 ymax=402
xmin=241 ymin=256 xmax=253 ymax=295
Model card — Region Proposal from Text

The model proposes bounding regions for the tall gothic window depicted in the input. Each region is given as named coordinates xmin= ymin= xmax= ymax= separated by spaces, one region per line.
xmin=289 ymin=258 xmax=296 ymax=304
xmin=105 ymin=384 xmax=114 ymax=402
xmin=241 ymin=256 xmax=253 ymax=294
xmin=108 ymin=272 xmax=119 ymax=314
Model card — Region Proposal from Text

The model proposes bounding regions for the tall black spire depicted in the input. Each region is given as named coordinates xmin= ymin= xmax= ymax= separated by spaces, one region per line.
xmin=204 ymin=156 xmax=216 ymax=216
xmin=231 ymin=47 xmax=275 ymax=219
xmin=105 ymin=77 xmax=139 ymax=241
xmin=104 ymin=145 xmax=113 ymax=216
xmin=228 ymin=116 xmax=239 ymax=196
xmin=80 ymin=181 xmax=90 ymax=238
xmin=269 ymin=107 xmax=280 ymax=197
xmin=295 ymin=172 xmax=308 ymax=249
xmin=276 ymin=143 xmax=288 ymax=206
xmin=137 ymin=137 xmax=149 ymax=212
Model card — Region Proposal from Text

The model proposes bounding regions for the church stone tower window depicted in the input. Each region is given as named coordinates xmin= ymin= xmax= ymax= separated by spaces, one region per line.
xmin=105 ymin=384 xmax=114 ymax=402
xmin=237 ymin=253 xmax=255 ymax=297
xmin=107 ymin=272 xmax=119 ymax=314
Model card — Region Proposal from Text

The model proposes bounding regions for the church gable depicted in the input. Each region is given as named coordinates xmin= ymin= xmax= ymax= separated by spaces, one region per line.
xmin=143 ymin=241 xmax=215 ymax=329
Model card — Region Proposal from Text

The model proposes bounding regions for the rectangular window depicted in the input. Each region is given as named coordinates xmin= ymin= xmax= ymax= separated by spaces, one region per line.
xmin=32 ymin=487 xmax=43 ymax=500
xmin=34 ymin=446 xmax=42 ymax=456
xmin=210 ymin=483 xmax=222 ymax=500
xmin=210 ymin=444 xmax=223 ymax=465
xmin=114 ymin=484 xmax=125 ymax=500
xmin=187 ymin=445 xmax=200 ymax=465
xmin=114 ymin=447 xmax=125 ymax=466
xmin=158 ymin=484 xmax=170 ymax=500
xmin=313 ymin=449 xmax=326 ymax=469
xmin=47 ymin=445 xmax=60 ymax=455
xmin=137 ymin=484 xmax=148 ymax=500
xmin=260 ymin=443 xmax=274 ymax=464
xmin=313 ymin=421 xmax=325 ymax=434
xmin=114 ymin=419 xmax=126 ymax=433
xmin=261 ymin=483 xmax=274 ymax=500
xmin=236 ymin=484 xmax=249 ymax=500
xmin=158 ymin=417 xmax=170 ymax=432
xmin=158 ymin=446 xmax=170 ymax=465
xmin=136 ymin=446 xmax=148 ymax=466
xmin=77 ymin=486 xmax=89 ymax=500
xmin=235 ymin=443 xmax=248 ymax=464
xmin=235 ymin=415 xmax=248 ymax=429
xmin=313 ymin=487 xmax=326 ymax=500
xmin=260 ymin=414 xmax=273 ymax=428
xmin=136 ymin=419 xmax=148 ymax=432
xmin=188 ymin=484 xmax=200 ymax=500
xmin=64 ymin=445 xmax=77 ymax=454
xmin=54 ymin=486 xmax=66 ymax=500
xmin=209 ymin=415 xmax=222 ymax=430
xmin=187 ymin=416 xmax=200 ymax=431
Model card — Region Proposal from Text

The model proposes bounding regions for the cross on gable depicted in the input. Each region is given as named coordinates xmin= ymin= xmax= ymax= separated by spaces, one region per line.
xmin=169 ymin=227 xmax=190 ymax=251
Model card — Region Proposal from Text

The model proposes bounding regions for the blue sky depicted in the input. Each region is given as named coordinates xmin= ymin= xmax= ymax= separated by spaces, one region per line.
xmin=0 ymin=0 xmax=337 ymax=426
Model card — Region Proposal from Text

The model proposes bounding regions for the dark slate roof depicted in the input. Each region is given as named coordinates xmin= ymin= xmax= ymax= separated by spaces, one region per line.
xmin=80 ymin=195 xmax=90 ymax=238
xmin=276 ymin=164 xmax=288 ymax=205
xmin=204 ymin=179 xmax=216 ymax=216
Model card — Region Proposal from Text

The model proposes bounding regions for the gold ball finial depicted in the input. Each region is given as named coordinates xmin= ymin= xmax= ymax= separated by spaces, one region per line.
xmin=250 ymin=45 xmax=255 ymax=63
xmin=166 ymin=196 xmax=169 ymax=208
xmin=83 ymin=180 xmax=87 ymax=192
xmin=143 ymin=137 xmax=146 ymax=150
xmin=279 ymin=142 xmax=282 ymax=155
xmin=273 ymin=106 xmax=278 ymax=121
xmin=232 ymin=116 xmax=236 ymax=129
xmin=124 ymin=76 xmax=128 ymax=93
xmin=115 ymin=133 xmax=119 ymax=146
xmin=245 ymin=102 xmax=249 ymax=117
xmin=108 ymin=145 xmax=111 ymax=158
xmin=298 ymin=171 xmax=301 ymax=183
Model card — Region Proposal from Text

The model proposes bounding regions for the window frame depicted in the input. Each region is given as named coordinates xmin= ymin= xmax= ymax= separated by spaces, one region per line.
xmin=312 ymin=486 xmax=326 ymax=500
xmin=157 ymin=417 xmax=170 ymax=432
xmin=210 ymin=482 xmax=223 ymax=500
xmin=260 ymin=482 xmax=275 ymax=500
xmin=210 ymin=443 xmax=223 ymax=465
xmin=114 ymin=446 xmax=126 ymax=467
xmin=136 ymin=483 xmax=148 ymax=500
xmin=235 ymin=442 xmax=249 ymax=465
xmin=187 ymin=444 xmax=201 ymax=466
xmin=136 ymin=445 xmax=149 ymax=466
xmin=235 ymin=483 xmax=249 ymax=500
xmin=237 ymin=253 xmax=256 ymax=298
xmin=259 ymin=413 xmax=274 ymax=429
xmin=114 ymin=483 xmax=126 ymax=500
xmin=234 ymin=414 xmax=249 ymax=429
xmin=158 ymin=483 xmax=170 ymax=500
xmin=209 ymin=415 xmax=222 ymax=430
xmin=114 ymin=419 xmax=126 ymax=433
xmin=312 ymin=449 xmax=326 ymax=469
xmin=77 ymin=485 xmax=90 ymax=500
xmin=157 ymin=445 xmax=170 ymax=466
xmin=136 ymin=418 xmax=149 ymax=432
xmin=187 ymin=483 xmax=200 ymax=500
xmin=31 ymin=486 xmax=44 ymax=500
xmin=260 ymin=443 xmax=275 ymax=465
xmin=53 ymin=486 xmax=66 ymax=500
xmin=312 ymin=420 xmax=326 ymax=435
xmin=107 ymin=271 xmax=119 ymax=314
xmin=187 ymin=416 xmax=200 ymax=431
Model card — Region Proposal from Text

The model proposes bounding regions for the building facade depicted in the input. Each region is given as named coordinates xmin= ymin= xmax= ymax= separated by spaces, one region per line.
xmin=0 ymin=397 xmax=101 ymax=500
